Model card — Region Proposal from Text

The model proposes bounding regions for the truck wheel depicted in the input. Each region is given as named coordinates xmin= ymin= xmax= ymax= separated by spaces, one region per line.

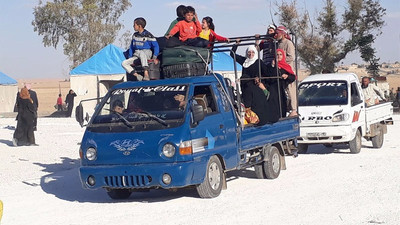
xmin=371 ymin=125 xmax=384 ymax=148
xmin=349 ymin=129 xmax=362 ymax=154
xmin=106 ymin=189 xmax=132 ymax=199
xmin=297 ymin=143 xmax=308 ymax=154
xmin=254 ymin=164 xmax=266 ymax=179
xmin=263 ymin=146 xmax=281 ymax=179
xmin=196 ymin=156 xmax=224 ymax=198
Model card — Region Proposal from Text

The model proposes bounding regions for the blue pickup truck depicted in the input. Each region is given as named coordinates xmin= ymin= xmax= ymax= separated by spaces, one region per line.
xmin=76 ymin=72 xmax=299 ymax=199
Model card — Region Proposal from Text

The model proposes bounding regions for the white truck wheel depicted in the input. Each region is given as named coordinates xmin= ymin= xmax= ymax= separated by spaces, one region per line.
xmin=371 ymin=125 xmax=384 ymax=148
xmin=349 ymin=129 xmax=362 ymax=154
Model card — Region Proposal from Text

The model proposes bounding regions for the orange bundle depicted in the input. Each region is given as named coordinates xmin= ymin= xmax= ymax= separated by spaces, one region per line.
xmin=244 ymin=108 xmax=259 ymax=124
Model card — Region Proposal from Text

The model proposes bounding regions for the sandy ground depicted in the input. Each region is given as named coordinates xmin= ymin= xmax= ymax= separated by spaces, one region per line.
xmin=0 ymin=115 xmax=399 ymax=225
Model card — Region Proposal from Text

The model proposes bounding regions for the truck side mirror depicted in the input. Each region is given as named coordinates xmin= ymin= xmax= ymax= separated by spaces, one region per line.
xmin=192 ymin=103 xmax=205 ymax=124
xmin=75 ymin=103 xmax=84 ymax=127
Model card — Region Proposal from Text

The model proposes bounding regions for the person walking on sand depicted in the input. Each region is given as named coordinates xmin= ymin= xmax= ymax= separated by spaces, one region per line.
xmin=65 ymin=89 xmax=77 ymax=117
xmin=25 ymin=83 xmax=38 ymax=130
xmin=12 ymin=87 xmax=38 ymax=146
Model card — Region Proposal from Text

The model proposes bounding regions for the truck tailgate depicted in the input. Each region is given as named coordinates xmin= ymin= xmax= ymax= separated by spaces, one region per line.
xmin=240 ymin=117 xmax=299 ymax=151
xmin=365 ymin=102 xmax=393 ymax=126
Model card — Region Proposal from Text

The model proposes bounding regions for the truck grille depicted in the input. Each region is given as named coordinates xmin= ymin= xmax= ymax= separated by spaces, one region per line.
xmin=104 ymin=175 xmax=152 ymax=188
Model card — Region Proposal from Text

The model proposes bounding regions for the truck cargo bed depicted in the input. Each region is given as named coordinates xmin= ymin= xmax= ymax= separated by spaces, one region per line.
xmin=240 ymin=117 xmax=299 ymax=151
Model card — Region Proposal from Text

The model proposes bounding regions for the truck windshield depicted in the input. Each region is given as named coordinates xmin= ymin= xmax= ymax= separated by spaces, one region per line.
xmin=298 ymin=81 xmax=348 ymax=106
xmin=89 ymin=84 xmax=188 ymax=132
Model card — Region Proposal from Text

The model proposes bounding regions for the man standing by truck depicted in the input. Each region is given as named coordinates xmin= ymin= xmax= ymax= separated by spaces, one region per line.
xmin=361 ymin=77 xmax=386 ymax=106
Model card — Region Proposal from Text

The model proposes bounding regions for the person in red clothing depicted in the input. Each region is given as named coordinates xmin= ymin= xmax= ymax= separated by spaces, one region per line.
xmin=57 ymin=94 xmax=63 ymax=111
xmin=199 ymin=16 xmax=230 ymax=47
xmin=165 ymin=6 xmax=208 ymax=47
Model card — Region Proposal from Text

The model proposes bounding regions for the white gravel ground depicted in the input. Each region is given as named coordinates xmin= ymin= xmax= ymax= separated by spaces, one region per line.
xmin=0 ymin=115 xmax=399 ymax=225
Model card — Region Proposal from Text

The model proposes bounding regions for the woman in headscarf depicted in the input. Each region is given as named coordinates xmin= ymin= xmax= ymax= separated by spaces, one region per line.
xmin=230 ymin=40 xmax=277 ymax=125
xmin=259 ymin=48 xmax=296 ymax=119
xmin=13 ymin=87 xmax=37 ymax=146
xmin=65 ymin=89 xmax=77 ymax=117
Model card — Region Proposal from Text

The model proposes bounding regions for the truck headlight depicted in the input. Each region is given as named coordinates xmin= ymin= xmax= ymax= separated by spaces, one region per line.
xmin=332 ymin=113 xmax=349 ymax=122
xmin=86 ymin=147 xmax=97 ymax=161
xmin=162 ymin=143 xmax=176 ymax=158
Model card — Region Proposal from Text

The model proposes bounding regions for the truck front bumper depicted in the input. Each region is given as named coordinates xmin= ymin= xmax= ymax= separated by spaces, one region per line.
xmin=298 ymin=125 xmax=355 ymax=144
xmin=79 ymin=159 xmax=208 ymax=190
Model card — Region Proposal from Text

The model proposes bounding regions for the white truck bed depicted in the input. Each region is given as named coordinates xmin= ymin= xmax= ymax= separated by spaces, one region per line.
xmin=365 ymin=102 xmax=393 ymax=127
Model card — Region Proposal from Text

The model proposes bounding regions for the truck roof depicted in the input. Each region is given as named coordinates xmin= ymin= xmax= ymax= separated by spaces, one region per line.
xmin=112 ymin=74 xmax=224 ymax=90
xmin=301 ymin=73 xmax=359 ymax=83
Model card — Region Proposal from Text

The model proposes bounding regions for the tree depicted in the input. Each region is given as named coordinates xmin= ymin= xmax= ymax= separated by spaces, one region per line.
xmin=276 ymin=0 xmax=386 ymax=76
xmin=32 ymin=0 xmax=131 ymax=69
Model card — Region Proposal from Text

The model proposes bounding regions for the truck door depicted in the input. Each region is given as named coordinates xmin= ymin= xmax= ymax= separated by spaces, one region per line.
xmin=190 ymin=84 xmax=230 ymax=165
xmin=350 ymin=82 xmax=365 ymax=132
xmin=214 ymin=83 xmax=238 ymax=168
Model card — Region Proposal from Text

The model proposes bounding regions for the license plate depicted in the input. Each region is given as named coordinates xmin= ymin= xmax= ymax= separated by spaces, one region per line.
xmin=307 ymin=132 xmax=327 ymax=137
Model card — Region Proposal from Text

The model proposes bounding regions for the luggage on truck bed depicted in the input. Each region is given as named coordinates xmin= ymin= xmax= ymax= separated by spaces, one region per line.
xmin=127 ymin=59 xmax=160 ymax=81
xmin=162 ymin=46 xmax=210 ymax=66
xmin=163 ymin=62 xmax=208 ymax=78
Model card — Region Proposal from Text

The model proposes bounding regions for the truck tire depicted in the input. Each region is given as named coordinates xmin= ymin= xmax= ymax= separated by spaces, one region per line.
xmin=349 ymin=129 xmax=362 ymax=154
xmin=263 ymin=146 xmax=281 ymax=179
xmin=196 ymin=156 xmax=224 ymax=198
xmin=297 ymin=143 xmax=308 ymax=154
xmin=371 ymin=125 xmax=384 ymax=148
xmin=106 ymin=189 xmax=132 ymax=199
xmin=254 ymin=164 xmax=266 ymax=179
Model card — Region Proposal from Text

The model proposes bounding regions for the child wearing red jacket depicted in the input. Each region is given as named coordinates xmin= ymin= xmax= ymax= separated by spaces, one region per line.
xmin=57 ymin=94 xmax=63 ymax=111
xmin=166 ymin=6 xmax=208 ymax=47
xmin=199 ymin=16 xmax=230 ymax=47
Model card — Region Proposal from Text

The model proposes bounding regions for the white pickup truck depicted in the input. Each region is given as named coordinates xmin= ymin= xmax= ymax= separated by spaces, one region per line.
xmin=297 ymin=73 xmax=393 ymax=154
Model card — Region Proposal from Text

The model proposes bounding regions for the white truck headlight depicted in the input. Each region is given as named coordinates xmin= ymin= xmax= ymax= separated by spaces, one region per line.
xmin=332 ymin=113 xmax=349 ymax=122
xmin=162 ymin=143 xmax=176 ymax=158
xmin=86 ymin=147 xmax=97 ymax=161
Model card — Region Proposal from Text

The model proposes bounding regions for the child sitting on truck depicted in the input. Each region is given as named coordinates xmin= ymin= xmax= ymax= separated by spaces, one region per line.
xmin=199 ymin=16 xmax=229 ymax=47
xmin=122 ymin=17 xmax=159 ymax=81
xmin=165 ymin=6 xmax=208 ymax=48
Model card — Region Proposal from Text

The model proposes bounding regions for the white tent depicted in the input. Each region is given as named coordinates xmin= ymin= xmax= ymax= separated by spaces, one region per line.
xmin=0 ymin=71 xmax=18 ymax=113
xmin=70 ymin=44 xmax=126 ymax=115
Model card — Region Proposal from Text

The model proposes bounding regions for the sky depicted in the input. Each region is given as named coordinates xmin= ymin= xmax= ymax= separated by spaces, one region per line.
xmin=0 ymin=0 xmax=399 ymax=79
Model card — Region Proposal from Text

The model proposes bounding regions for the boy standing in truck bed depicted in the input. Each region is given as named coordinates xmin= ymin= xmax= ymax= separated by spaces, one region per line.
xmin=122 ymin=17 xmax=159 ymax=81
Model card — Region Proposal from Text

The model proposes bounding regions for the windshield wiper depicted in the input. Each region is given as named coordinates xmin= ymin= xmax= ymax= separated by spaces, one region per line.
xmin=105 ymin=109 xmax=134 ymax=129
xmin=137 ymin=111 xmax=168 ymax=127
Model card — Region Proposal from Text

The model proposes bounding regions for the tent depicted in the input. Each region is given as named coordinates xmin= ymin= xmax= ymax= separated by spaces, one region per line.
xmin=210 ymin=50 xmax=242 ymax=88
xmin=0 ymin=71 xmax=18 ymax=113
xmin=70 ymin=44 xmax=242 ymax=115
xmin=70 ymin=44 xmax=127 ymax=115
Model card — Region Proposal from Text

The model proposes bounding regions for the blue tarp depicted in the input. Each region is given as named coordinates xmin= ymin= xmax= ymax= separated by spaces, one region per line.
xmin=211 ymin=50 xmax=242 ymax=71
xmin=0 ymin=71 xmax=17 ymax=85
xmin=70 ymin=44 xmax=126 ymax=75
xmin=70 ymin=44 xmax=242 ymax=75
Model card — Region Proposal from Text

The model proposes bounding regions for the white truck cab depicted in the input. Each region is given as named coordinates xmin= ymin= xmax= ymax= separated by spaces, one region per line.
xmin=297 ymin=73 xmax=393 ymax=153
